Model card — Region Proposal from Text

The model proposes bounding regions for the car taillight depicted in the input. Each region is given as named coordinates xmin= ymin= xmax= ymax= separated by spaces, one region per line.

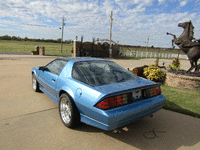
xmin=95 ymin=93 xmax=131 ymax=110
xmin=95 ymin=86 xmax=161 ymax=110
xmin=144 ymin=86 xmax=161 ymax=98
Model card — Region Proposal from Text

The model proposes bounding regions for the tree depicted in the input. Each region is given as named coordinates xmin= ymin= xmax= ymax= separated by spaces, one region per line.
xmin=57 ymin=38 xmax=62 ymax=43
xmin=2 ymin=35 xmax=11 ymax=40
xmin=12 ymin=36 xmax=17 ymax=40
xmin=17 ymin=36 xmax=21 ymax=41
xmin=24 ymin=37 xmax=28 ymax=41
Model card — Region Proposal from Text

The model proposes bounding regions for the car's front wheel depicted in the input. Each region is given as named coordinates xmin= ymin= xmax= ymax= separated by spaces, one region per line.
xmin=32 ymin=74 xmax=40 ymax=92
xmin=59 ymin=93 xmax=80 ymax=128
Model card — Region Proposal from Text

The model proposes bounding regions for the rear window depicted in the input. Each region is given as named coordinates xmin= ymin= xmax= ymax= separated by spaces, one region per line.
xmin=72 ymin=61 xmax=140 ymax=87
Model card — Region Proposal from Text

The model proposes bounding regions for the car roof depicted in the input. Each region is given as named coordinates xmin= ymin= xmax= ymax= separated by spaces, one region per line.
xmin=57 ymin=57 xmax=110 ymax=63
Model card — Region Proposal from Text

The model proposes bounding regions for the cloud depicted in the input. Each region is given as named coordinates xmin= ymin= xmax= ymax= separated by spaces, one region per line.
xmin=158 ymin=0 xmax=165 ymax=3
xmin=180 ymin=0 xmax=187 ymax=7
xmin=158 ymin=0 xmax=165 ymax=5
xmin=0 ymin=0 xmax=199 ymax=47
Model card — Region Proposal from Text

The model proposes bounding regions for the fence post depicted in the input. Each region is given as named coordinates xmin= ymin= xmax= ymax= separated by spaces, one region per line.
xmin=141 ymin=52 xmax=143 ymax=57
xmin=73 ymin=40 xmax=76 ymax=57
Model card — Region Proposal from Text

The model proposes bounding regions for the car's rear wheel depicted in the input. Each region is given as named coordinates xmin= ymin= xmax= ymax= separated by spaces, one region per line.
xmin=59 ymin=93 xmax=80 ymax=128
xmin=32 ymin=74 xmax=40 ymax=92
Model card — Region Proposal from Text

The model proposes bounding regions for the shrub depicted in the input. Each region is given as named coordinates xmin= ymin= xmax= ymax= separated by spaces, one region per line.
xmin=143 ymin=65 xmax=166 ymax=82
xmin=31 ymin=50 xmax=39 ymax=55
xmin=57 ymin=38 xmax=62 ymax=43
xmin=167 ymin=58 xmax=180 ymax=70
xmin=131 ymin=65 xmax=148 ymax=77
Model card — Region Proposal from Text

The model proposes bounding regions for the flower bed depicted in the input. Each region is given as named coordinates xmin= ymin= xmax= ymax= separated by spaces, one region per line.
xmin=131 ymin=65 xmax=166 ymax=83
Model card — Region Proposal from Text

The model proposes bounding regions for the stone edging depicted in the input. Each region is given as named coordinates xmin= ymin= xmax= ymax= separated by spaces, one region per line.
xmin=164 ymin=72 xmax=200 ymax=90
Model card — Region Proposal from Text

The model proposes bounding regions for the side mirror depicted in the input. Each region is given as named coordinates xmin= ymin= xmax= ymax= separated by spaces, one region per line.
xmin=39 ymin=66 xmax=46 ymax=71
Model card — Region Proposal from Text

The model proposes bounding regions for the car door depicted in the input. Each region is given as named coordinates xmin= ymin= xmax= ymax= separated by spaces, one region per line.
xmin=39 ymin=59 xmax=67 ymax=98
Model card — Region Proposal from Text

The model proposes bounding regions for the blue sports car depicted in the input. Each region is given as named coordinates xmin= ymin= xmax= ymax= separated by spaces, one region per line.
xmin=32 ymin=57 xmax=166 ymax=131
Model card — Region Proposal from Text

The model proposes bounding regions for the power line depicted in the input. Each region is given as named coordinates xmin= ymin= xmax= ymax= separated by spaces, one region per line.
xmin=21 ymin=23 xmax=60 ymax=29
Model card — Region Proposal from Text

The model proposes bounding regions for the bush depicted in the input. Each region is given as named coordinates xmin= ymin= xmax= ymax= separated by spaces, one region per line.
xmin=167 ymin=58 xmax=180 ymax=70
xmin=131 ymin=65 xmax=148 ymax=77
xmin=57 ymin=38 xmax=62 ymax=43
xmin=24 ymin=37 xmax=28 ymax=41
xmin=143 ymin=65 xmax=166 ymax=82
xmin=31 ymin=50 xmax=39 ymax=55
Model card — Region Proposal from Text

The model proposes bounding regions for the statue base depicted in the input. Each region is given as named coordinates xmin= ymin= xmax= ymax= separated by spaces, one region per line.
xmin=163 ymin=69 xmax=200 ymax=90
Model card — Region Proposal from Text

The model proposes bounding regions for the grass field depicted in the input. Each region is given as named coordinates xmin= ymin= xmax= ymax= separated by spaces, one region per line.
xmin=161 ymin=85 xmax=200 ymax=118
xmin=0 ymin=40 xmax=185 ymax=55
xmin=0 ymin=40 xmax=73 ymax=53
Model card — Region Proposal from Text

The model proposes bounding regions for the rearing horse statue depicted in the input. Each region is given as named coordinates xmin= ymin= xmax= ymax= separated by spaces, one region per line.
xmin=167 ymin=21 xmax=200 ymax=73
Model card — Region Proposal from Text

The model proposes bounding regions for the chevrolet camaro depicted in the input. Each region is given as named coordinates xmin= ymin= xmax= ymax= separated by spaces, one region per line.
xmin=31 ymin=57 xmax=166 ymax=131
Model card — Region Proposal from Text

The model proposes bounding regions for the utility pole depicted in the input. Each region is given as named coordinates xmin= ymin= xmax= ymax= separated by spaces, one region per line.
xmin=61 ymin=17 xmax=65 ymax=53
xmin=109 ymin=11 xmax=113 ymax=58
xmin=146 ymin=36 xmax=149 ymax=51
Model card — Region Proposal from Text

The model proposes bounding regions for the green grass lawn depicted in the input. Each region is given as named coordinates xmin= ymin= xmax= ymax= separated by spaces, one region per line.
xmin=161 ymin=85 xmax=200 ymax=118
xmin=0 ymin=40 xmax=73 ymax=53
xmin=0 ymin=40 xmax=185 ymax=55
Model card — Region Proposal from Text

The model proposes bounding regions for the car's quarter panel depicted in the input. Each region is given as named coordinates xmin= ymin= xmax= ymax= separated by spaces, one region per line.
xmin=57 ymin=77 xmax=104 ymax=115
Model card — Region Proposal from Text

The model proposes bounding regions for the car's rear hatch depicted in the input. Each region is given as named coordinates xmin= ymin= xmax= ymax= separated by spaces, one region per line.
xmin=93 ymin=78 xmax=157 ymax=96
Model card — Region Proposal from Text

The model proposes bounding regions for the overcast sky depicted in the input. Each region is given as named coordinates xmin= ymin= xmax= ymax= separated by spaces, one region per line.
xmin=0 ymin=0 xmax=200 ymax=48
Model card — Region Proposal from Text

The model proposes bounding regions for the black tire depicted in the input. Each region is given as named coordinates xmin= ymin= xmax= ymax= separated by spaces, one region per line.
xmin=32 ymin=74 xmax=40 ymax=92
xmin=59 ymin=93 xmax=80 ymax=128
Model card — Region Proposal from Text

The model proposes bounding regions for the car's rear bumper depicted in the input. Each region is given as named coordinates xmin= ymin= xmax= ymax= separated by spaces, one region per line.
xmin=81 ymin=94 xmax=166 ymax=131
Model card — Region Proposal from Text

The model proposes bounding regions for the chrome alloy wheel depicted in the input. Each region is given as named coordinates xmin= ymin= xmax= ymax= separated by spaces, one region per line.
xmin=32 ymin=75 xmax=37 ymax=91
xmin=60 ymin=97 xmax=71 ymax=124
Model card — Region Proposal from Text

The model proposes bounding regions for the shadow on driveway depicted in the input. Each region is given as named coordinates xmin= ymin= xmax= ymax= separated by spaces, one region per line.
xmin=76 ymin=109 xmax=200 ymax=150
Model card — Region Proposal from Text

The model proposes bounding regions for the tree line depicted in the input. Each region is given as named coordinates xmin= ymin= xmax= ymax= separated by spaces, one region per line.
xmin=0 ymin=35 xmax=73 ymax=44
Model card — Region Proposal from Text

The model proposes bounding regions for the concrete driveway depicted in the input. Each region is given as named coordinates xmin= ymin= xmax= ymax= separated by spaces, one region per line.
xmin=0 ymin=55 xmax=199 ymax=150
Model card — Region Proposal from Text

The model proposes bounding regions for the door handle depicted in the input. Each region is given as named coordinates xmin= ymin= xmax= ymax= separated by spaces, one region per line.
xmin=52 ymin=79 xmax=56 ymax=82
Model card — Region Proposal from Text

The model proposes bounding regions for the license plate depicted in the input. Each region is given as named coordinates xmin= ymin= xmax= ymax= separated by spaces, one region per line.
xmin=132 ymin=90 xmax=142 ymax=100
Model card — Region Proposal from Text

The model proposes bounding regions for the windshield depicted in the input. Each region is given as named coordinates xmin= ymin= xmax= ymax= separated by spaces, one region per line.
xmin=72 ymin=60 xmax=140 ymax=87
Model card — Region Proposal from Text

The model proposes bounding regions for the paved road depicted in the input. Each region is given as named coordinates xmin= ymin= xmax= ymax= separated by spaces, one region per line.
xmin=0 ymin=55 xmax=199 ymax=150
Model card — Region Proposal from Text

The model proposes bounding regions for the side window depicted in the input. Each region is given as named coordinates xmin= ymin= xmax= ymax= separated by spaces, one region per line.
xmin=45 ymin=60 xmax=67 ymax=75
xmin=72 ymin=65 xmax=88 ymax=84
xmin=72 ymin=65 xmax=85 ymax=81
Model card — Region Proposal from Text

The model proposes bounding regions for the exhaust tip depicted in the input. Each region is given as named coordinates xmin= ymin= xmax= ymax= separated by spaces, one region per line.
xmin=113 ymin=129 xmax=119 ymax=134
